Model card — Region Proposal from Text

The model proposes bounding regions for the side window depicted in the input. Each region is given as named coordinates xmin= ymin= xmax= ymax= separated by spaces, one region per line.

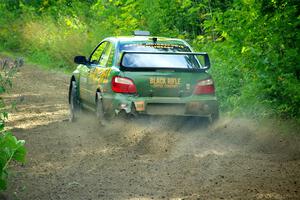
xmin=107 ymin=45 xmax=115 ymax=67
xmin=99 ymin=42 xmax=113 ymax=67
xmin=90 ymin=42 xmax=108 ymax=64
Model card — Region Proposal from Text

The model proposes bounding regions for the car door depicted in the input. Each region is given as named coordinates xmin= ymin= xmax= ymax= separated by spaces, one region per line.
xmin=86 ymin=41 xmax=114 ymax=105
xmin=79 ymin=41 xmax=108 ymax=106
xmin=78 ymin=64 xmax=90 ymax=105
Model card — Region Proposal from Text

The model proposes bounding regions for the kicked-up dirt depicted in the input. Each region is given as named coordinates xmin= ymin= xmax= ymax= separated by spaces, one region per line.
xmin=1 ymin=64 xmax=300 ymax=200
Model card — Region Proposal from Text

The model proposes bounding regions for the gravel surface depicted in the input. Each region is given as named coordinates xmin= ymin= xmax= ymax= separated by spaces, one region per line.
xmin=1 ymin=65 xmax=300 ymax=200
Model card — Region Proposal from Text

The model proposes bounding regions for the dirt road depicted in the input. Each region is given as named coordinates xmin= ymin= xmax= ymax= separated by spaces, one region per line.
xmin=1 ymin=65 xmax=300 ymax=200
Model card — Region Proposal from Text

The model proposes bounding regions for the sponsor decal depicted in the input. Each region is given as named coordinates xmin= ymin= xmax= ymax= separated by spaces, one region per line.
xmin=149 ymin=77 xmax=181 ymax=88
xmin=186 ymin=83 xmax=191 ymax=90
xmin=92 ymin=68 xmax=112 ymax=84
xmin=123 ymin=43 xmax=185 ymax=49
xmin=135 ymin=101 xmax=145 ymax=111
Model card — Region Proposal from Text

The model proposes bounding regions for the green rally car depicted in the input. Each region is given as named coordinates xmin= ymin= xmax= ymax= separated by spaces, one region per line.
xmin=69 ymin=31 xmax=219 ymax=124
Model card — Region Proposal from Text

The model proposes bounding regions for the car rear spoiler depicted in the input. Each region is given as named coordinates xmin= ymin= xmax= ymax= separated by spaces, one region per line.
xmin=119 ymin=51 xmax=211 ymax=72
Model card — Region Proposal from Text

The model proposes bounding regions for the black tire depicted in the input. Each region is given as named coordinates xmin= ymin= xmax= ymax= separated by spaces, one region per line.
xmin=117 ymin=110 xmax=132 ymax=121
xmin=96 ymin=92 xmax=107 ymax=126
xmin=69 ymin=81 xmax=80 ymax=122
xmin=210 ymin=111 xmax=219 ymax=124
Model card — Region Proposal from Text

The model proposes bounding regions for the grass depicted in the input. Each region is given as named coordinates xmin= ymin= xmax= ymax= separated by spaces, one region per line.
xmin=0 ymin=49 xmax=74 ymax=74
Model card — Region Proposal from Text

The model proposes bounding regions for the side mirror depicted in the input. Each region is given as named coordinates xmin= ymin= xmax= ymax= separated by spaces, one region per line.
xmin=74 ymin=56 xmax=87 ymax=64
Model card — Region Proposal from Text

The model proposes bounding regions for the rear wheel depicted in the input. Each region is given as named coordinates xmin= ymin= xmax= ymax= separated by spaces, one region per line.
xmin=96 ymin=92 xmax=107 ymax=126
xmin=69 ymin=81 xmax=80 ymax=122
xmin=210 ymin=110 xmax=219 ymax=124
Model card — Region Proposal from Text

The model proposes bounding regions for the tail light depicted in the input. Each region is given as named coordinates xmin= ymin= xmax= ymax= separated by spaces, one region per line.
xmin=193 ymin=78 xmax=215 ymax=95
xmin=111 ymin=76 xmax=137 ymax=94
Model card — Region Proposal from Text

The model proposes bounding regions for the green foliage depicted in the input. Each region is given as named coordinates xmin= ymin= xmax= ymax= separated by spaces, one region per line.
xmin=0 ymin=0 xmax=299 ymax=119
xmin=0 ymin=132 xmax=26 ymax=190
xmin=0 ymin=58 xmax=26 ymax=191
xmin=202 ymin=0 xmax=300 ymax=118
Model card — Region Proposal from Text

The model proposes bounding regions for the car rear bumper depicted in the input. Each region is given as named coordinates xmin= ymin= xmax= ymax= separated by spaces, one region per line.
xmin=103 ymin=93 xmax=218 ymax=117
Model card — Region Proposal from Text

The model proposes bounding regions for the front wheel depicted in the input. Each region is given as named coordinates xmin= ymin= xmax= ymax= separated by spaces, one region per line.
xmin=69 ymin=81 xmax=80 ymax=122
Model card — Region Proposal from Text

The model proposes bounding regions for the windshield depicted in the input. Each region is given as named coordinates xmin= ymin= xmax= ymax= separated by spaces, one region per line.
xmin=119 ymin=42 xmax=202 ymax=69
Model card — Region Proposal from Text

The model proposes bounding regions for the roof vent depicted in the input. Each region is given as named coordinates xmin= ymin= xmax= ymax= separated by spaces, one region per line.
xmin=133 ymin=30 xmax=150 ymax=36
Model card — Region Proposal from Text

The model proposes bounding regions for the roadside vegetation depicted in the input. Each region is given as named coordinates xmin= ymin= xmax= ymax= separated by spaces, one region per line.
xmin=0 ymin=58 xmax=26 ymax=191
xmin=0 ymin=0 xmax=299 ymax=119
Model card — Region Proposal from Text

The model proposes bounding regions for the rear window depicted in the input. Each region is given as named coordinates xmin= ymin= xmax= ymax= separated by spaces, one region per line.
xmin=119 ymin=42 xmax=203 ymax=69
xmin=119 ymin=43 xmax=202 ymax=69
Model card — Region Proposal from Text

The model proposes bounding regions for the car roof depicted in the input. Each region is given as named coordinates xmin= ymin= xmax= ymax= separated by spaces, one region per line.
xmin=105 ymin=36 xmax=187 ymax=44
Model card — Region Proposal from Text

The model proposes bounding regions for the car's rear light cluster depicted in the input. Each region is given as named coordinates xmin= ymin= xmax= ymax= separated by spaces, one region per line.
xmin=193 ymin=79 xmax=215 ymax=95
xmin=111 ymin=76 xmax=137 ymax=94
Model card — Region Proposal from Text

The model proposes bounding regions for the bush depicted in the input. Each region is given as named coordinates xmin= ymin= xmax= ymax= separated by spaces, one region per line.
xmin=0 ymin=58 xmax=26 ymax=191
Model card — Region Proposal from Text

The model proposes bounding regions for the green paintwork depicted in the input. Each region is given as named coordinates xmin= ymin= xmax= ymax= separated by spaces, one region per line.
xmin=70 ymin=36 xmax=218 ymax=119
